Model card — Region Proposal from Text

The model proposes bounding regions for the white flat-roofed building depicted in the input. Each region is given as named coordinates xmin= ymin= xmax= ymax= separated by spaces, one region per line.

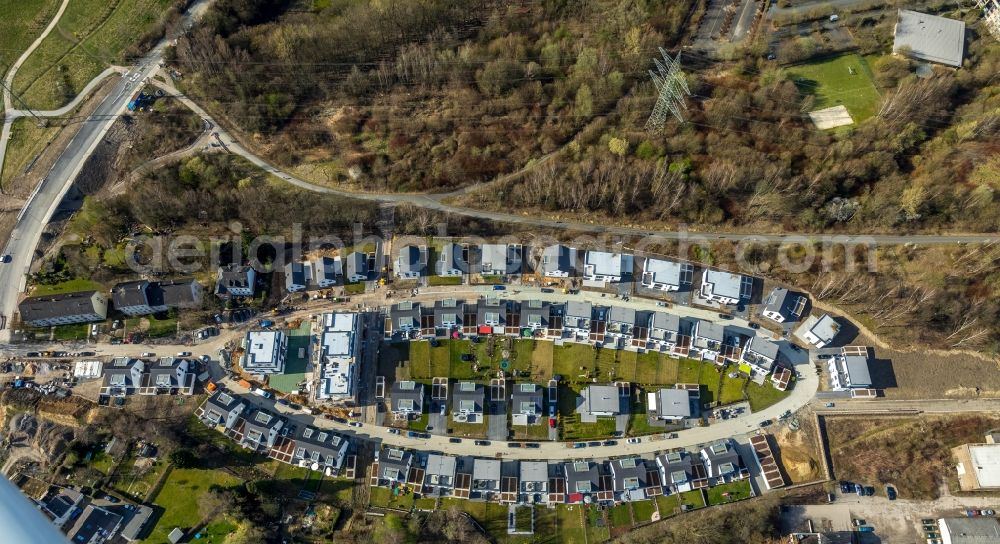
xmin=648 ymin=388 xmax=692 ymax=420
xmin=315 ymin=312 xmax=361 ymax=401
xmin=241 ymin=330 xmax=288 ymax=374
xmin=893 ymin=9 xmax=966 ymax=67
xmin=583 ymin=251 xmax=632 ymax=283
xmin=936 ymin=517 xmax=1000 ymax=544
xmin=700 ymin=269 xmax=753 ymax=305
xmin=641 ymin=258 xmax=692 ymax=291
xmin=953 ymin=442 xmax=1000 ymax=491
xmin=828 ymin=346 xmax=873 ymax=390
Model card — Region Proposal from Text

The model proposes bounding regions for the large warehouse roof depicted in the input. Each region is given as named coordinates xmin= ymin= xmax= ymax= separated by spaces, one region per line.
xmin=893 ymin=9 xmax=966 ymax=67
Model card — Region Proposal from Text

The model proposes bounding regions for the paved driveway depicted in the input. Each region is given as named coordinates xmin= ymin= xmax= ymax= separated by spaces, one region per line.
xmin=488 ymin=400 xmax=508 ymax=441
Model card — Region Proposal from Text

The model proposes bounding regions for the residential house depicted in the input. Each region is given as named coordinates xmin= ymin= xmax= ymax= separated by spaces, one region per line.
xmin=344 ymin=252 xmax=368 ymax=283
xmin=564 ymin=461 xmax=601 ymax=504
xmin=500 ymin=461 xmax=520 ymax=504
xmin=66 ymin=504 xmax=123 ymax=544
xmin=472 ymin=458 xmax=501 ymax=501
xmin=111 ymin=280 xmax=165 ymax=316
xmin=198 ymin=390 xmax=246 ymax=430
xmin=423 ymin=454 xmax=458 ymax=497
xmin=648 ymin=312 xmax=684 ymax=350
xmin=578 ymin=384 xmax=625 ymax=420
xmin=511 ymin=383 xmax=543 ymax=421
xmin=140 ymin=357 xmax=194 ymax=395
xmin=519 ymin=461 xmax=549 ymax=504
xmin=240 ymin=408 xmax=285 ymax=452
xmin=214 ymin=264 xmax=256 ymax=298
xmin=800 ymin=313 xmax=840 ymax=348
xmin=39 ymin=486 xmax=85 ymax=530
xmin=241 ymin=330 xmax=288 ymax=374
xmin=284 ymin=262 xmax=307 ymax=293
xmin=479 ymin=243 xmax=523 ymax=275
xmin=692 ymin=320 xmax=726 ymax=353
xmin=699 ymin=269 xmax=752 ymax=305
xmin=395 ymin=245 xmax=426 ymax=279
xmin=159 ymin=278 xmax=202 ymax=309
xmin=433 ymin=298 xmax=463 ymax=332
xmin=700 ymin=440 xmax=744 ymax=484
xmin=760 ymin=288 xmax=806 ymax=323
xmin=315 ymin=312 xmax=361 ymax=401
xmin=292 ymin=426 xmax=349 ymax=474
xmin=828 ymin=346 xmax=873 ymax=390
xmin=655 ymin=450 xmax=707 ymax=494
xmin=391 ymin=380 xmax=424 ymax=419
xmin=18 ymin=290 xmax=108 ymax=327
xmin=540 ymin=244 xmax=576 ymax=278
xmin=436 ymin=243 xmax=468 ymax=276
xmin=583 ymin=251 xmax=632 ymax=283
xmin=374 ymin=447 xmax=414 ymax=488
xmin=476 ymin=297 xmax=506 ymax=334
xmin=641 ymin=258 xmax=692 ymax=292
xmin=741 ymin=336 xmax=780 ymax=376
xmin=522 ymin=299 xmax=551 ymax=332
xmin=563 ymin=301 xmax=592 ymax=339
xmin=452 ymin=381 xmax=485 ymax=423
xmin=606 ymin=306 xmax=637 ymax=346
xmin=609 ymin=457 xmax=648 ymax=502
xmin=453 ymin=457 xmax=475 ymax=499
xmin=101 ymin=358 xmax=145 ymax=397
xmin=388 ymin=301 xmax=421 ymax=336
xmin=312 ymin=256 xmax=342 ymax=288
xmin=648 ymin=388 xmax=692 ymax=421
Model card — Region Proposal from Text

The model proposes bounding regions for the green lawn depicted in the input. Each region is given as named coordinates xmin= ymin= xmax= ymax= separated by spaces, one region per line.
xmin=368 ymin=486 xmax=415 ymax=510
xmin=787 ymin=53 xmax=881 ymax=124
xmin=143 ymin=313 xmax=178 ymax=338
xmin=698 ymin=364 xmax=722 ymax=405
xmin=746 ymin=377 xmax=791 ymax=411
xmin=562 ymin=416 xmax=617 ymax=441
xmin=344 ymin=281 xmax=366 ymax=295
xmin=2 ymin=117 xmax=60 ymax=187
xmin=585 ymin=504 xmax=610 ymax=542
xmin=30 ymin=278 xmax=104 ymax=296
xmin=428 ymin=275 xmax=463 ymax=286
xmin=49 ymin=323 xmax=91 ymax=341
xmin=634 ymin=351 xmax=662 ymax=384
xmin=676 ymin=358 xmax=702 ymax=384
xmin=408 ymin=412 xmax=430 ymax=431
xmin=609 ymin=502 xmax=633 ymax=528
xmin=679 ymin=489 xmax=706 ymax=510
xmin=631 ymin=500 xmax=656 ymax=524
xmin=0 ymin=0 xmax=60 ymax=75
xmin=414 ymin=497 xmax=437 ymax=510
xmin=14 ymin=0 xmax=176 ymax=110
xmin=706 ymin=479 xmax=752 ymax=505
xmin=552 ymin=343 xmax=597 ymax=380
xmin=655 ymin=493 xmax=679 ymax=517
xmin=719 ymin=372 xmax=747 ymax=405
xmin=144 ymin=468 xmax=242 ymax=543
xmin=556 ymin=506 xmax=586 ymax=543
xmin=269 ymin=321 xmax=311 ymax=393
xmin=448 ymin=415 xmax=488 ymax=438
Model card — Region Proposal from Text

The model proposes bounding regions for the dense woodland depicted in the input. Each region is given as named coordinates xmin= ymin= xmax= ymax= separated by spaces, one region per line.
xmin=165 ymin=0 xmax=1000 ymax=233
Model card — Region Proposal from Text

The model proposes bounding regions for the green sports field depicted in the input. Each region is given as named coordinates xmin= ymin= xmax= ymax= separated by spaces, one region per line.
xmin=788 ymin=53 xmax=881 ymax=124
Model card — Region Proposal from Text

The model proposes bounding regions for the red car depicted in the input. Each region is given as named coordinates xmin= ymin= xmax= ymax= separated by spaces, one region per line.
xmin=548 ymin=418 xmax=556 ymax=428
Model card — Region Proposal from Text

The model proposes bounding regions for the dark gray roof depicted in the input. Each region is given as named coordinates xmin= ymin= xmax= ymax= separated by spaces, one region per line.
xmin=762 ymin=288 xmax=806 ymax=319
xmin=609 ymin=457 xmax=647 ymax=491
xmin=205 ymin=389 xmax=244 ymax=415
xmin=19 ymin=291 xmax=105 ymax=322
xmin=293 ymin=426 xmax=348 ymax=467
xmin=609 ymin=306 xmax=636 ymax=325
xmin=158 ymin=279 xmax=200 ymax=307
xmin=702 ymin=440 xmax=741 ymax=479
xmin=480 ymin=243 xmax=522 ymax=274
xmin=452 ymin=381 xmax=484 ymax=414
xmin=511 ymin=383 xmax=543 ymax=414
xmin=111 ymin=281 xmax=151 ymax=309
xmin=392 ymin=380 xmax=424 ymax=412
xmin=893 ymin=9 xmax=966 ymax=67
xmin=315 ymin=256 xmax=342 ymax=282
xmin=397 ymin=245 xmax=426 ymax=274
xmin=656 ymin=450 xmax=695 ymax=485
xmin=215 ymin=264 xmax=254 ymax=294
xmin=477 ymin=298 xmax=506 ymax=326
xmin=746 ymin=337 xmax=779 ymax=361
xmin=433 ymin=298 xmax=463 ymax=327
xmin=437 ymin=243 xmax=469 ymax=274
xmin=118 ymin=504 xmax=153 ymax=541
xmin=522 ymin=299 xmax=550 ymax=328
xmin=652 ymin=311 xmax=680 ymax=331
xmin=564 ymin=461 xmax=600 ymax=494
xmin=69 ymin=505 xmax=122 ymax=544
xmin=379 ymin=448 xmax=413 ymax=483
xmin=345 ymin=252 xmax=367 ymax=278
xmin=390 ymin=301 xmax=421 ymax=330
xmin=541 ymin=244 xmax=574 ymax=275
xmin=696 ymin=320 xmax=726 ymax=343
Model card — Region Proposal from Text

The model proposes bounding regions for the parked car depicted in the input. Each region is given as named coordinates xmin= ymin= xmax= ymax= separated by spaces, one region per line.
xmin=540 ymin=288 xmax=554 ymax=293
xmin=140 ymin=352 xmax=155 ymax=358
xmin=587 ymin=441 xmax=601 ymax=447
xmin=549 ymin=405 xmax=556 ymax=417
xmin=852 ymin=519 xmax=866 ymax=527
xmin=176 ymin=351 xmax=191 ymax=357
xmin=572 ymin=442 xmax=586 ymax=449
xmin=825 ymin=402 xmax=835 ymax=408
xmin=864 ymin=486 xmax=875 ymax=496
xmin=440 ymin=403 xmax=447 ymax=415
xmin=840 ymin=481 xmax=853 ymax=493
xmin=0 ymin=254 xmax=11 ymax=263
xmin=855 ymin=483 xmax=863 ymax=496
xmin=984 ymin=509 xmax=996 ymax=516
xmin=627 ymin=438 xmax=641 ymax=444
xmin=492 ymin=285 xmax=506 ymax=291
xmin=748 ymin=322 xmax=760 ymax=329
xmin=200 ymin=355 xmax=210 ymax=362
xmin=448 ymin=437 xmax=462 ymax=443
xmin=277 ymin=398 xmax=290 ymax=406
xmin=407 ymin=431 xmax=419 ymax=438
xmin=525 ymin=443 xmax=540 ymax=449
xmin=332 ymin=416 xmax=348 ymax=424
xmin=548 ymin=418 xmax=556 ymax=428
xmin=602 ymin=440 xmax=617 ymax=447
xmin=475 ymin=440 xmax=491 ymax=446
xmin=759 ymin=420 xmax=771 ymax=428
xmin=817 ymin=354 xmax=834 ymax=360
xmin=387 ymin=428 xmax=400 ymax=435
xmin=348 ymin=421 xmax=362 ymax=428
xmin=508 ymin=442 xmax=522 ymax=448
xmin=886 ymin=486 xmax=897 ymax=500
xmin=717 ymin=313 xmax=734 ymax=320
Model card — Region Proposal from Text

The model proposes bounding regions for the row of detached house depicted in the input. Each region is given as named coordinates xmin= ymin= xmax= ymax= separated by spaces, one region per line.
xmin=196 ymin=389 xmax=353 ymax=476
xmin=386 ymin=297 xmax=792 ymax=379
xmin=371 ymin=436 xmax=784 ymax=506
